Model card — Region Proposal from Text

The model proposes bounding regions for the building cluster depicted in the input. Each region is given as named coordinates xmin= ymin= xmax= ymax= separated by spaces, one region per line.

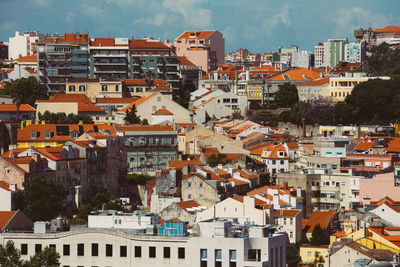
xmin=0 ymin=25 xmax=399 ymax=267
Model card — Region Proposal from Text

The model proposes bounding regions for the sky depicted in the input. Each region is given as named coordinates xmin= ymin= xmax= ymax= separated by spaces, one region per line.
xmin=1 ymin=0 xmax=400 ymax=53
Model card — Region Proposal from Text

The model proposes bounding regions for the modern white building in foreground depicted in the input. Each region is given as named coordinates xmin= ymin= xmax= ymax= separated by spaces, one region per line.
xmin=0 ymin=219 xmax=286 ymax=267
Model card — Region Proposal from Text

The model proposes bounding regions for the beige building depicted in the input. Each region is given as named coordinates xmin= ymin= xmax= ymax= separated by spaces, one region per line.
xmin=118 ymin=93 xmax=191 ymax=125
xmin=66 ymin=77 xmax=125 ymax=102
xmin=296 ymin=77 xmax=330 ymax=102
xmin=124 ymin=79 xmax=172 ymax=99
xmin=181 ymin=174 xmax=222 ymax=207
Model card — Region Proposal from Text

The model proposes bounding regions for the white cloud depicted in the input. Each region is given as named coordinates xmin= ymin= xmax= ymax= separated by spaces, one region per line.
xmin=80 ymin=3 xmax=105 ymax=19
xmin=262 ymin=4 xmax=291 ymax=35
xmin=65 ymin=12 xmax=75 ymax=24
xmin=331 ymin=7 xmax=400 ymax=37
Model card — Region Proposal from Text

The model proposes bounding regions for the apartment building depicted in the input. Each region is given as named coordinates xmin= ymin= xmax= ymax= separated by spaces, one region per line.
xmin=323 ymin=38 xmax=348 ymax=67
xmin=314 ymin=43 xmax=324 ymax=68
xmin=8 ymin=31 xmax=45 ymax=60
xmin=0 ymin=219 xmax=286 ymax=267
xmin=170 ymin=31 xmax=225 ymax=72
xmin=66 ymin=77 xmax=125 ymax=101
xmin=37 ymin=33 xmax=90 ymax=91
xmin=345 ymin=42 xmax=366 ymax=63
xmin=290 ymin=50 xmax=314 ymax=68
xmin=117 ymin=125 xmax=178 ymax=174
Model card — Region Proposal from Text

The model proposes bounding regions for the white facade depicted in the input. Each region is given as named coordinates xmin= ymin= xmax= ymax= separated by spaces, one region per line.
xmin=0 ymin=226 xmax=286 ymax=267
xmin=297 ymin=82 xmax=329 ymax=102
xmin=274 ymin=210 xmax=303 ymax=243
xmin=88 ymin=211 xmax=158 ymax=230
xmin=0 ymin=184 xmax=16 ymax=211
xmin=291 ymin=51 xmax=313 ymax=68
xmin=8 ymin=31 xmax=29 ymax=60
xmin=314 ymin=44 xmax=324 ymax=67
xmin=150 ymin=194 xmax=181 ymax=214
xmin=369 ymin=203 xmax=400 ymax=226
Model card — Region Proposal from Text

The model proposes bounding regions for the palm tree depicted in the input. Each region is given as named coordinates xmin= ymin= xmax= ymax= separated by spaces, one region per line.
xmin=144 ymin=70 xmax=156 ymax=92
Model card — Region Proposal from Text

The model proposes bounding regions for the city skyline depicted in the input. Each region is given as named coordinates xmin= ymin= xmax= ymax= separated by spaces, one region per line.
xmin=1 ymin=0 xmax=399 ymax=52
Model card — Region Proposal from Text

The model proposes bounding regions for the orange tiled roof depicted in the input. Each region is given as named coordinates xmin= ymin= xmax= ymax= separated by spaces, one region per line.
xmin=120 ymin=93 xmax=157 ymax=111
xmin=37 ymin=94 xmax=105 ymax=113
xmin=177 ymin=56 xmax=196 ymax=66
xmin=12 ymin=55 xmax=37 ymax=63
xmin=355 ymin=137 xmax=400 ymax=152
xmin=232 ymin=196 xmax=244 ymax=203
xmin=0 ymin=211 xmax=17 ymax=230
xmin=0 ymin=104 xmax=35 ymax=112
xmin=274 ymin=209 xmax=301 ymax=217
xmin=303 ymin=210 xmax=337 ymax=233
xmin=90 ymin=38 xmax=128 ymax=47
xmin=42 ymin=33 xmax=89 ymax=44
xmin=374 ymin=26 xmax=400 ymax=33
xmin=153 ymin=109 xmax=173 ymax=115
xmin=0 ymin=82 xmax=5 ymax=90
xmin=263 ymin=144 xmax=288 ymax=159
xmin=176 ymin=200 xmax=200 ymax=214
xmin=296 ymin=77 xmax=329 ymax=86
xmin=176 ymin=31 xmax=215 ymax=40
xmin=267 ymin=67 xmax=321 ymax=81
xmin=168 ymin=160 xmax=200 ymax=169
xmin=228 ymin=178 xmax=248 ymax=186
xmin=0 ymin=181 xmax=13 ymax=192
xmin=129 ymin=39 xmax=169 ymax=49
xmin=95 ymin=97 xmax=139 ymax=103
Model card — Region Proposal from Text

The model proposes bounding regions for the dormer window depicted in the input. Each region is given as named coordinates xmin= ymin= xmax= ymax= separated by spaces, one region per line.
xmin=30 ymin=130 xmax=37 ymax=139
xmin=69 ymin=85 xmax=75 ymax=92
xmin=79 ymin=85 xmax=85 ymax=92
xmin=279 ymin=151 xmax=285 ymax=157
xmin=70 ymin=130 xmax=78 ymax=139
xmin=44 ymin=130 xmax=51 ymax=139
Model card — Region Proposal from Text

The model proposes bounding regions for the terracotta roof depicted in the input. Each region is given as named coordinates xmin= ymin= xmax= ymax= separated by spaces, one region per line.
xmin=177 ymin=56 xmax=196 ymax=66
xmin=168 ymin=160 xmax=200 ymax=169
xmin=329 ymin=62 xmax=363 ymax=74
xmin=18 ymin=123 xmax=116 ymax=142
xmin=176 ymin=200 xmax=200 ymax=214
xmin=0 ymin=181 xmax=13 ymax=192
xmin=355 ymin=137 xmax=400 ymax=152
xmin=90 ymin=38 xmax=128 ymax=47
xmin=303 ymin=210 xmax=337 ymax=233
xmin=274 ymin=209 xmax=301 ymax=217
xmin=41 ymin=33 xmax=89 ymax=44
xmin=24 ymin=68 xmax=37 ymax=74
xmin=176 ymin=31 xmax=216 ymax=40
xmin=95 ymin=97 xmax=139 ymax=103
xmin=344 ymin=242 xmax=394 ymax=260
xmin=116 ymin=125 xmax=174 ymax=132
xmin=228 ymin=178 xmax=249 ymax=186
xmin=12 ymin=55 xmax=37 ymax=63
xmin=0 ymin=211 xmax=17 ymax=231
xmin=296 ymin=77 xmax=329 ymax=86
xmin=266 ymin=67 xmax=321 ymax=81
xmin=0 ymin=104 xmax=35 ymax=112
xmin=129 ymin=39 xmax=169 ymax=49
xmin=374 ymin=26 xmax=400 ymax=33
xmin=286 ymin=142 xmax=299 ymax=149
xmin=120 ymin=93 xmax=157 ymax=111
xmin=153 ymin=109 xmax=173 ymax=115
xmin=231 ymin=196 xmax=244 ymax=203
xmin=37 ymin=94 xmax=105 ymax=113
xmin=0 ymin=82 xmax=5 ymax=90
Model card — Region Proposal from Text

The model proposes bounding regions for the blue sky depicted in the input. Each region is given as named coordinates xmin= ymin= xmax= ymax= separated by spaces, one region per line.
xmin=1 ymin=0 xmax=399 ymax=53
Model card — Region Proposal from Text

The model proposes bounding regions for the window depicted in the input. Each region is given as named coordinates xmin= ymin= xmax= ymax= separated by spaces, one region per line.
xmin=272 ymin=160 xmax=276 ymax=165
xmin=35 ymin=244 xmax=42 ymax=253
xmin=135 ymin=246 xmax=141 ymax=257
xmin=163 ymin=247 xmax=170 ymax=258
xmin=290 ymin=218 xmax=293 ymax=225
xmin=178 ymin=247 xmax=185 ymax=259
xmin=149 ymin=246 xmax=156 ymax=258
xmin=92 ymin=243 xmax=98 ymax=256
xmin=229 ymin=250 xmax=237 ymax=267
xmin=77 ymin=243 xmax=84 ymax=256
xmin=79 ymin=85 xmax=85 ymax=92
xmin=308 ymin=251 xmax=312 ymax=257
xmin=201 ymin=249 xmax=207 ymax=267
xmin=188 ymin=182 xmax=191 ymax=188
xmin=30 ymin=130 xmax=37 ymax=139
xmin=115 ymin=85 xmax=119 ymax=91
xmin=102 ymin=85 xmax=108 ymax=91
xmin=106 ymin=244 xmax=112 ymax=257
xmin=248 ymin=249 xmax=261 ymax=261
xmin=44 ymin=130 xmax=51 ymax=139
xmin=332 ymin=164 xmax=338 ymax=169
xmin=21 ymin=244 xmax=28 ymax=255
xmin=215 ymin=249 xmax=222 ymax=267
xmin=69 ymin=85 xmax=75 ymax=92
xmin=280 ymin=160 xmax=284 ymax=165
xmin=63 ymin=244 xmax=70 ymax=256
xmin=120 ymin=246 xmax=127 ymax=257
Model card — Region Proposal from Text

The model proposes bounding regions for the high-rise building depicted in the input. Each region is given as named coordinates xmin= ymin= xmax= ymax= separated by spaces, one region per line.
xmin=169 ymin=30 xmax=224 ymax=72
xmin=323 ymin=38 xmax=348 ymax=67
xmin=291 ymin=50 xmax=314 ymax=68
xmin=345 ymin=42 xmax=366 ymax=63
xmin=278 ymin=45 xmax=299 ymax=55
xmin=314 ymin=43 xmax=324 ymax=68
xmin=37 ymin=33 xmax=89 ymax=91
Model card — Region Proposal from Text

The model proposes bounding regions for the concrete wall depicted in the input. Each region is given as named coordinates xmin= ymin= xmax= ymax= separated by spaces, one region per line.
xmin=278 ymin=122 xmax=320 ymax=138
xmin=181 ymin=176 xmax=219 ymax=207
xmin=370 ymin=203 xmax=400 ymax=226
xmin=159 ymin=203 xmax=195 ymax=224
xmin=150 ymin=195 xmax=180 ymax=214
xmin=36 ymin=102 xmax=78 ymax=118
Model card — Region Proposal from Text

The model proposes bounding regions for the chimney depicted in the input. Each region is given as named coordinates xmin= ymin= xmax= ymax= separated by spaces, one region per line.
xmin=9 ymin=184 xmax=17 ymax=191
xmin=302 ymin=118 xmax=306 ymax=138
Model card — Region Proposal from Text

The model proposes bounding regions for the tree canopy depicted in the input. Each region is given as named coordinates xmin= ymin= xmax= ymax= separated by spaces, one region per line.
xmin=207 ymin=153 xmax=231 ymax=167
xmin=19 ymin=178 xmax=67 ymax=222
xmin=310 ymin=224 xmax=330 ymax=245
xmin=38 ymin=111 xmax=94 ymax=124
xmin=367 ymin=43 xmax=400 ymax=78
xmin=124 ymin=105 xmax=141 ymax=124
xmin=274 ymin=83 xmax=299 ymax=108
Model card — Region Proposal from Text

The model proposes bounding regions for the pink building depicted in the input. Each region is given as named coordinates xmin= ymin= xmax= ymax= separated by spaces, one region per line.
xmin=359 ymin=172 xmax=400 ymax=202
xmin=169 ymin=31 xmax=224 ymax=72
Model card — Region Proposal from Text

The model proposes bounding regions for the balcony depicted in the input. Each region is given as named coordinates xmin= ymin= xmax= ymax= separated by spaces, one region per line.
xmin=71 ymin=57 xmax=88 ymax=62
xmin=94 ymin=69 xmax=127 ymax=74
xmin=92 ymin=53 xmax=127 ymax=57
xmin=71 ymin=65 xmax=88 ymax=70
xmin=93 ymin=62 xmax=126 ymax=65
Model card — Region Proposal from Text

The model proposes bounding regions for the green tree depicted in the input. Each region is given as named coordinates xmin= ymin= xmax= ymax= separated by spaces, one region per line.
xmin=27 ymin=246 xmax=60 ymax=267
xmin=144 ymin=70 xmax=156 ymax=90
xmin=124 ymin=105 xmax=141 ymax=124
xmin=367 ymin=43 xmax=400 ymax=78
xmin=310 ymin=224 xmax=330 ymax=245
xmin=141 ymin=118 xmax=149 ymax=125
xmin=38 ymin=111 xmax=93 ymax=124
xmin=207 ymin=153 xmax=230 ymax=167
xmin=173 ymin=81 xmax=196 ymax=108
xmin=0 ymin=241 xmax=24 ymax=267
xmin=21 ymin=178 xmax=67 ymax=222
xmin=255 ymin=107 xmax=279 ymax=126
xmin=1 ymin=77 xmax=48 ymax=122
xmin=274 ymin=83 xmax=299 ymax=108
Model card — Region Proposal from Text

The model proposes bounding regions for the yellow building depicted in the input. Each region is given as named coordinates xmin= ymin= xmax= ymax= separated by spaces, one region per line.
xmin=299 ymin=244 xmax=329 ymax=266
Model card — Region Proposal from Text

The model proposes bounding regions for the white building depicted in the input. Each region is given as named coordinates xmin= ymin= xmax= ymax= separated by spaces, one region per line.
xmin=345 ymin=42 xmax=366 ymax=63
xmin=291 ymin=51 xmax=313 ymax=68
xmin=8 ymin=31 xmax=40 ymax=60
xmin=0 ymin=181 xmax=18 ymax=211
xmin=88 ymin=210 xmax=158 ymax=230
xmin=0 ymin=220 xmax=287 ymax=267
xmin=274 ymin=209 xmax=303 ymax=243
xmin=314 ymin=43 xmax=324 ymax=68
xmin=261 ymin=144 xmax=290 ymax=175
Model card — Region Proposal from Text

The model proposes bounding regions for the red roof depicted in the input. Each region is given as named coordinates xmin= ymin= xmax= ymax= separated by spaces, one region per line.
xmin=0 ymin=82 xmax=5 ymax=90
xmin=176 ymin=200 xmax=200 ymax=214
xmin=374 ymin=26 xmax=400 ymax=33
xmin=120 ymin=93 xmax=157 ymax=111
xmin=37 ymin=94 xmax=105 ymax=113
xmin=129 ymin=39 xmax=169 ymax=49
xmin=116 ymin=125 xmax=174 ymax=132
xmin=274 ymin=209 xmax=301 ymax=217
xmin=0 ymin=211 xmax=16 ymax=231
xmin=90 ymin=38 xmax=128 ymax=47
xmin=176 ymin=31 xmax=216 ymax=40
xmin=296 ymin=77 xmax=329 ymax=86
xmin=267 ymin=67 xmax=321 ymax=81
xmin=168 ymin=160 xmax=200 ymax=169
xmin=42 ymin=33 xmax=89 ymax=44
xmin=303 ymin=210 xmax=337 ymax=233
xmin=0 ymin=104 xmax=35 ymax=112
xmin=0 ymin=181 xmax=12 ymax=192
xmin=12 ymin=55 xmax=37 ymax=63
xmin=153 ymin=109 xmax=173 ymax=115
xmin=124 ymin=79 xmax=169 ymax=86
xmin=177 ymin=56 xmax=196 ymax=66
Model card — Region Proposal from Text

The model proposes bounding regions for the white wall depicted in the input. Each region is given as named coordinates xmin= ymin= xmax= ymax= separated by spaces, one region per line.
xmin=370 ymin=203 xmax=400 ymax=226
xmin=0 ymin=188 xmax=12 ymax=211
xmin=8 ymin=31 xmax=29 ymax=60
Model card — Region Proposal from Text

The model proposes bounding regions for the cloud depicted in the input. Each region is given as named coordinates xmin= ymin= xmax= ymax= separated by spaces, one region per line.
xmin=162 ymin=0 xmax=212 ymax=28
xmin=331 ymin=7 xmax=400 ymax=37
xmin=65 ymin=12 xmax=75 ymax=24
xmin=80 ymin=3 xmax=105 ymax=19
xmin=262 ymin=4 xmax=291 ymax=35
